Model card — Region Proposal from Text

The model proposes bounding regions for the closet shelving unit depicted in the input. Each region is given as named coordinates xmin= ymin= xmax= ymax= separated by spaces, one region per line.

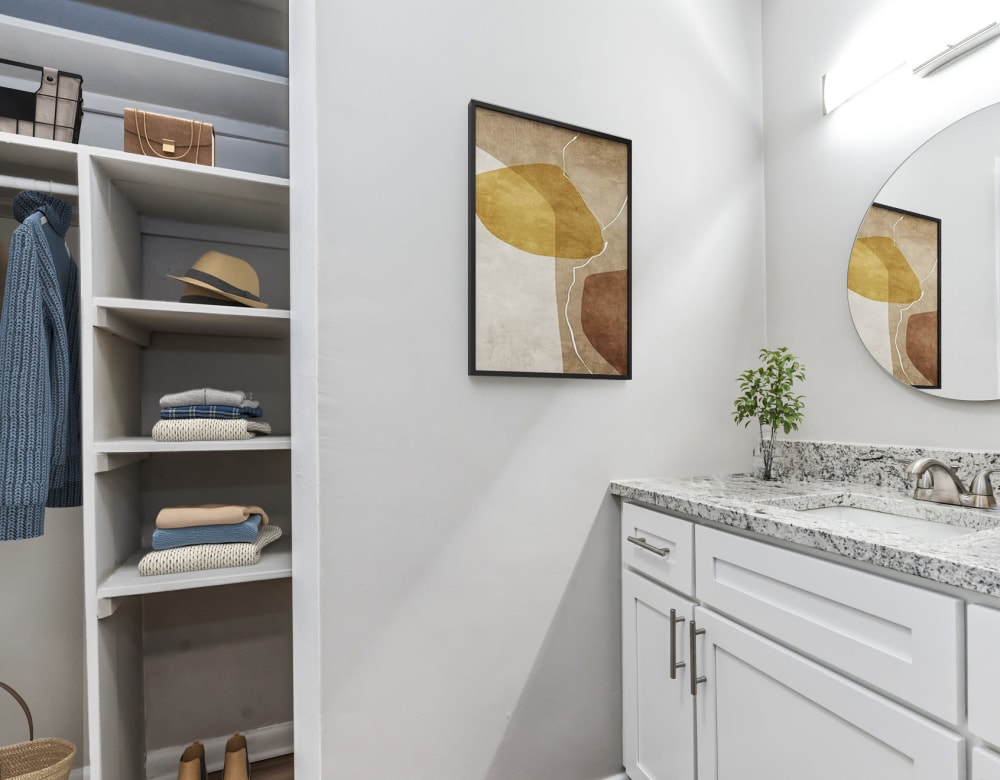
xmin=0 ymin=4 xmax=306 ymax=778
xmin=81 ymin=144 xmax=294 ymax=595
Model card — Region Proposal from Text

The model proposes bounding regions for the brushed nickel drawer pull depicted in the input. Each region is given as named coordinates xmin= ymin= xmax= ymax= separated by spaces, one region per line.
xmin=627 ymin=536 xmax=669 ymax=557
xmin=670 ymin=608 xmax=686 ymax=679
xmin=689 ymin=622 xmax=707 ymax=696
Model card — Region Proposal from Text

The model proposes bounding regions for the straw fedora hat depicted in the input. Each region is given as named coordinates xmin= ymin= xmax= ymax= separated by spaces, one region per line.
xmin=168 ymin=251 xmax=268 ymax=308
xmin=179 ymin=283 xmax=237 ymax=306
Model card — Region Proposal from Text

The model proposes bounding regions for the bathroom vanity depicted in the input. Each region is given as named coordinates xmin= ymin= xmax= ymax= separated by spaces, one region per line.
xmin=615 ymin=443 xmax=1000 ymax=780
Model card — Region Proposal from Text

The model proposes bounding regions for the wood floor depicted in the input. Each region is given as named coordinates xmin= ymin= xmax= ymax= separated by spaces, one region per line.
xmin=206 ymin=753 xmax=293 ymax=780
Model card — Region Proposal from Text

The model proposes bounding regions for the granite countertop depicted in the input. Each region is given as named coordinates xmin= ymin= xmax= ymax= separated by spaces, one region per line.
xmin=611 ymin=473 xmax=1000 ymax=598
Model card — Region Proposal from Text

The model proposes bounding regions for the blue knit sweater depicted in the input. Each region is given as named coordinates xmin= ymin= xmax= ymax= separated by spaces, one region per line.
xmin=0 ymin=192 xmax=81 ymax=540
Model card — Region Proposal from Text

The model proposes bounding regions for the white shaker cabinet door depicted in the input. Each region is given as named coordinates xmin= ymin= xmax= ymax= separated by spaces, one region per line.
xmin=693 ymin=607 xmax=964 ymax=780
xmin=973 ymin=747 xmax=1000 ymax=780
xmin=622 ymin=569 xmax=695 ymax=780
xmin=968 ymin=604 xmax=1000 ymax=748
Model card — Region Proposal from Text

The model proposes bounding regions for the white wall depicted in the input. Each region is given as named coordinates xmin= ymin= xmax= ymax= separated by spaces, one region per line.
xmin=763 ymin=0 xmax=1000 ymax=447
xmin=0 ymin=509 xmax=85 ymax=763
xmin=314 ymin=1 xmax=765 ymax=778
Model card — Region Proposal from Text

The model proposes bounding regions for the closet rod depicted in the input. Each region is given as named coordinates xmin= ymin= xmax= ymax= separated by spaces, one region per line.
xmin=0 ymin=175 xmax=78 ymax=197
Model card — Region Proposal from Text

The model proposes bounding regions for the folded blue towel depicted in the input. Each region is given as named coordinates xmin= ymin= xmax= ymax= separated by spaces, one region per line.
xmin=160 ymin=404 xmax=264 ymax=420
xmin=152 ymin=514 xmax=263 ymax=550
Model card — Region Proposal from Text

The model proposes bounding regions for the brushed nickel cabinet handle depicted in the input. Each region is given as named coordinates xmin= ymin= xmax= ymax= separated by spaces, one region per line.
xmin=627 ymin=536 xmax=669 ymax=557
xmin=689 ymin=622 xmax=707 ymax=696
xmin=670 ymin=608 xmax=686 ymax=679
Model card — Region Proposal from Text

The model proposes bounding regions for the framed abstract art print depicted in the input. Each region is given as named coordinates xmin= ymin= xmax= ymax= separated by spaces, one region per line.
xmin=469 ymin=100 xmax=632 ymax=379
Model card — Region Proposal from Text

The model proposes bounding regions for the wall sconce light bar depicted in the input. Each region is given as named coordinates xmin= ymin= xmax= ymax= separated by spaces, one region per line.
xmin=822 ymin=58 xmax=903 ymax=115
xmin=911 ymin=21 xmax=1000 ymax=77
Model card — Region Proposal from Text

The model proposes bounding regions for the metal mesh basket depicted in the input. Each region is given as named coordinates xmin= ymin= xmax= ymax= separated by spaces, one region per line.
xmin=0 ymin=59 xmax=83 ymax=144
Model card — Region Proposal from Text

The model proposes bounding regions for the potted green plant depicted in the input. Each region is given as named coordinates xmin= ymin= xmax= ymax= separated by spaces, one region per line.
xmin=733 ymin=347 xmax=806 ymax=480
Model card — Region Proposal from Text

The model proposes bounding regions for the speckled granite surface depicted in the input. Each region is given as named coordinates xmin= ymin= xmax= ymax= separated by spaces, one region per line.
xmin=771 ymin=440 xmax=1000 ymax=489
xmin=612 ymin=441 xmax=1000 ymax=597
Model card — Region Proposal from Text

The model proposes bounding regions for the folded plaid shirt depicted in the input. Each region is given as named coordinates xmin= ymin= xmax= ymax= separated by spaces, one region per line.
xmin=160 ymin=404 xmax=264 ymax=420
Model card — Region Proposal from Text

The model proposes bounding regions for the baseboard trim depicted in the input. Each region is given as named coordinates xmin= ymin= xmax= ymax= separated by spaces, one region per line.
xmin=144 ymin=720 xmax=294 ymax=780
xmin=83 ymin=740 xmax=614 ymax=780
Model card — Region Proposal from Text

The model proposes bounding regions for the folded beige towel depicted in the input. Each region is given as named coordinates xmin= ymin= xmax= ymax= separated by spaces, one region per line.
xmin=138 ymin=525 xmax=282 ymax=577
xmin=156 ymin=504 xmax=270 ymax=529
xmin=151 ymin=418 xmax=271 ymax=442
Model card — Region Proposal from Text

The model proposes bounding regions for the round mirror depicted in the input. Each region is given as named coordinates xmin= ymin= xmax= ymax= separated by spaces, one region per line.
xmin=847 ymin=101 xmax=1000 ymax=400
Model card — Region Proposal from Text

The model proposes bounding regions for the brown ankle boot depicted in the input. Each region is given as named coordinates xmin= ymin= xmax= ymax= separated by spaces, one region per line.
xmin=222 ymin=732 xmax=251 ymax=780
xmin=177 ymin=740 xmax=206 ymax=780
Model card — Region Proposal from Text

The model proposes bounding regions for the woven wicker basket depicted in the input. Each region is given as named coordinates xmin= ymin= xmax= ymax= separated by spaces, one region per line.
xmin=0 ymin=683 xmax=75 ymax=780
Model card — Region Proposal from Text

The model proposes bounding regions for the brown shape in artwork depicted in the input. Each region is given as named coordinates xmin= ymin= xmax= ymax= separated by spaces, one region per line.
xmin=906 ymin=311 xmax=938 ymax=386
xmin=581 ymin=270 xmax=628 ymax=375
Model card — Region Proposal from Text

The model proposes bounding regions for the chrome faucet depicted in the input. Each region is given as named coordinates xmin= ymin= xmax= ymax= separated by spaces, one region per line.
xmin=969 ymin=469 xmax=1000 ymax=509
xmin=905 ymin=458 xmax=999 ymax=509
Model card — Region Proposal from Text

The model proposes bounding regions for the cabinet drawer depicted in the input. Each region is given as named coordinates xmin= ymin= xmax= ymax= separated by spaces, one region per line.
xmin=695 ymin=525 xmax=963 ymax=724
xmin=622 ymin=502 xmax=693 ymax=595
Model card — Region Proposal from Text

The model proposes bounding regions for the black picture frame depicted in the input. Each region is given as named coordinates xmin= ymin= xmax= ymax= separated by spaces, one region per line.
xmin=469 ymin=100 xmax=632 ymax=379
xmin=849 ymin=202 xmax=942 ymax=390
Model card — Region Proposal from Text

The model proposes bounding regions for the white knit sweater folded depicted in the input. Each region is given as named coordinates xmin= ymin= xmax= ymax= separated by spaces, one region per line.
xmin=151 ymin=418 xmax=271 ymax=442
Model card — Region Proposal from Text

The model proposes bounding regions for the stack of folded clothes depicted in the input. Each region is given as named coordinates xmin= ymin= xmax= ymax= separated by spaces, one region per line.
xmin=153 ymin=388 xmax=272 ymax=442
xmin=138 ymin=503 xmax=283 ymax=577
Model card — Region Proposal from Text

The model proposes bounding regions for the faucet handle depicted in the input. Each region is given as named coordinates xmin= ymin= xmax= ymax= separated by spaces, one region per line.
xmin=912 ymin=469 xmax=934 ymax=500
xmin=969 ymin=469 xmax=1000 ymax=509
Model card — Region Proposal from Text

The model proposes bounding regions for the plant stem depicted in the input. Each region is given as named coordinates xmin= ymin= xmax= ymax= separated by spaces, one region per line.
xmin=759 ymin=423 xmax=777 ymax=480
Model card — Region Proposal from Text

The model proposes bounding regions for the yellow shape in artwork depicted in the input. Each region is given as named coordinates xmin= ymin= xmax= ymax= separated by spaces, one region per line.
xmin=476 ymin=163 xmax=604 ymax=259
xmin=847 ymin=236 xmax=922 ymax=304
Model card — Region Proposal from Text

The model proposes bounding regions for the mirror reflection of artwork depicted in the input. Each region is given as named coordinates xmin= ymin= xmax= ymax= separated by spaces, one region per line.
xmin=469 ymin=101 xmax=631 ymax=379
xmin=848 ymin=204 xmax=941 ymax=388
xmin=847 ymin=101 xmax=1000 ymax=400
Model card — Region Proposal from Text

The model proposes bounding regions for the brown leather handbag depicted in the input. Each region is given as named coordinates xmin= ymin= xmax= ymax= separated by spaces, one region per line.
xmin=123 ymin=108 xmax=215 ymax=166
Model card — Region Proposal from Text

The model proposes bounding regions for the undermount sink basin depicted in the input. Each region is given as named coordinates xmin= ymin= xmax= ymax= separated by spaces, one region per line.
xmin=798 ymin=505 xmax=977 ymax=540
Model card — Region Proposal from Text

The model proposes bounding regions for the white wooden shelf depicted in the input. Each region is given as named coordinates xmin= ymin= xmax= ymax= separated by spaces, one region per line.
xmin=0 ymin=14 xmax=288 ymax=131
xmin=96 ymin=435 xmax=291 ymax=453
xmin=0 ymin=132 xmax=79 ymax=179
xmin=94 ymin=436 xmax=291 ymax=472
xmin=94 ymin=297 xmax=290 ymax=345
xmin=0 ymin=133 xmax=291 ymax=230
xmin=90 ymin=149 xmax=290 ymax=232
xmin=96 ymin=536 xmax=292 ymax=609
